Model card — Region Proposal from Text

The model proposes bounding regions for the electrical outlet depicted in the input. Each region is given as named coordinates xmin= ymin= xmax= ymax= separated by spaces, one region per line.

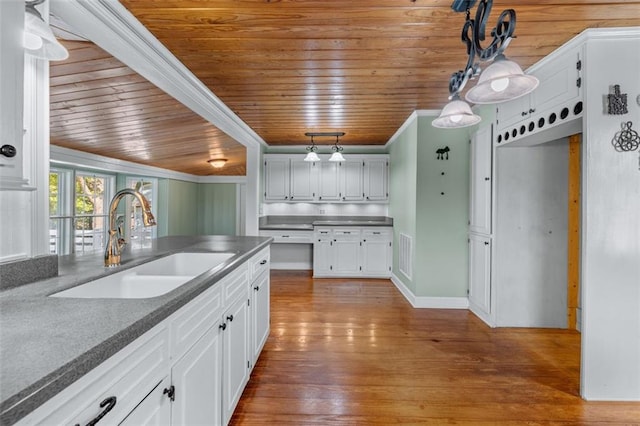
xmin=319 ymin=209 xmax=326 ymax=214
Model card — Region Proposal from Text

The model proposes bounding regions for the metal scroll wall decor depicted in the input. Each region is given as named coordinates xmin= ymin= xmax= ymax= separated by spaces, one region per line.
xmin=436 ymin=147 xmax=451 ymax=160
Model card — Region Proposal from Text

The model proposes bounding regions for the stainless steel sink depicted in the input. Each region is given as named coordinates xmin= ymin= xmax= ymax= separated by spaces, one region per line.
xmin=51 ymin=252 xmax=234 ymax=299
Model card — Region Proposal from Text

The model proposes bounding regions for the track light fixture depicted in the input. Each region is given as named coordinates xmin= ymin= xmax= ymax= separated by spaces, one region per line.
xmin=433 ymin=0 xmax=539 ymax=129
xmin=304 ymin=132 xmax=346 ymax=162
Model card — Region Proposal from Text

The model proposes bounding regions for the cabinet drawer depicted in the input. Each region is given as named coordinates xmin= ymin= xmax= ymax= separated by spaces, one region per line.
xmin=250 ymin=247 xmax=270 ymax=281
xmin=170 ymin=283 xmax=223 ymax=361
xmin=22 ymin=325 xmax=169 ymax=426
xmin=361 ymin=227 xmax=392 ymax=241
xmin=332 ymin=228 xmax=361 ymax=239
xmin=259 ymin=230 xmax=313 ymax=244
xmin=223 ymin=264 xmax=249 ymax=305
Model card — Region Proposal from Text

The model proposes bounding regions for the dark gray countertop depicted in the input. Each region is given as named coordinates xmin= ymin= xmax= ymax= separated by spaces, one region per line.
xmin=259 ymin=215 xmax=393 ymax=230
xmin=0 ymin=235 xmax=272 ymax=426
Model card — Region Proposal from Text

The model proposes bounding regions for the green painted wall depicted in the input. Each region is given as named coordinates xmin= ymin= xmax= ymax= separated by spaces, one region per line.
xmin=389 ymin=114 xmax=473 ymax=299
xmin=198 ymin=183 xmax=237 ymax=235
xmin=157 ymin=179 xmax=199 ymax=236
xmin=414 ymin=117 xmax=471 ymax=297
xmin=388 ymin=118 xmax=418 ymax=293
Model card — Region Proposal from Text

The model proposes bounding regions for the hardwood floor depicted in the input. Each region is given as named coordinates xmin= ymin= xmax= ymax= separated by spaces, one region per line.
xmin=231 ymin=271 xmax=640 ymax=425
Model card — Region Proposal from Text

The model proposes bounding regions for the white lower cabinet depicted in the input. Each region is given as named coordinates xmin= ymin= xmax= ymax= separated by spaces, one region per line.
xmin=119 ymin=378 xmax=171 ymax=426
xmin=313 ymin=227 xmax=392 ymax=278
xmin=170 ymin=323 xmax=222 ymax=426
xmin=222 ymin=294 xmax=250 ymax=425
xmin=250 ymin=269 xmax=270 ymax=365
xmin=468 ymin=234 xmax=492 ymax=324
xmin=19 ymin=248 xmax=271 ymax=426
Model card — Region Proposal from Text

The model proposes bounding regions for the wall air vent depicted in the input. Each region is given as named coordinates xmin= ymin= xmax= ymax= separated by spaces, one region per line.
xmin=399 ymin=233 xmax=413 ymax=280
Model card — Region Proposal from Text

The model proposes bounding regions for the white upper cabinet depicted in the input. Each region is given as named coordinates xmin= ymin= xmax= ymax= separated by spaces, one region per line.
xmin=469 ymin=124 xmax=493 ymax=235
xmin=289 ymin=159 xmax=316 ymax=201
xmin=264 ymin=158 xmax=290 ymax=201
xmin=340 ymin=160 xmax=365 ymax=201
xmin=496 ymin=43 xmax=584 ymax=145
xmin=264 ymin=154 xmax=389 ymax=203
xmin=363 ymin=158 xmax=389 ymax=201
xmin=317 ymin=161 xmax=341 ymax=201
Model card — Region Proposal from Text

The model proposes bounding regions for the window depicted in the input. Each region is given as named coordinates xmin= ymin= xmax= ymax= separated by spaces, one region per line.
xmin=125 ymin=177 xmax=158 ymax=250
xmin=49 ymin=169 xmax=115 ymax=255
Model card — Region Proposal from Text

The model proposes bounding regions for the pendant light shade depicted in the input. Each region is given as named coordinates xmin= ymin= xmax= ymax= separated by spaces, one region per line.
xmin=465 ymin=57 xmax=539 ymax=104
xmin=328 ymin=151 xmax=345 ymax=162
xmin=304 ymin=151 xmax=321 ymax=162
xmin=432 ymin=98 xmax=481 ymax=129
xmin=25 ymin=1 xmax=69 ymax=61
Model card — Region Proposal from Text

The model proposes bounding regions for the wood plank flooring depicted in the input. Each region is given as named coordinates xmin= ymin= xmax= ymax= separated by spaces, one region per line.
xmin=230 ymin=271 xmax=640 ymax=425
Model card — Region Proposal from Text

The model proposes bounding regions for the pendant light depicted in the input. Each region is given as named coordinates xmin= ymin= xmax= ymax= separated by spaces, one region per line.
xmin=328 ymin=135 xmax=345 ymax=162
xmin=465 ymin=55 xmax=539 ymax=104
xmin=432 ymin=95 xmax=481 ymax=129
xmin=304 ymin=135 xmax=321 ymax=162
xmin=432 ymin=0 xmax=538 ymax=128
xmin=24 ymin=0 xmax=69 ymax=61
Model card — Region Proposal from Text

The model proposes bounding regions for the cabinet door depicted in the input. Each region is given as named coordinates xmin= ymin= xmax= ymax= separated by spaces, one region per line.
xmin=531 ymin=45 xmax=581 ymax=115
xmin=170 ymin=325 xmax=222 ymax=426
xmin=361 ymin=229 xmax=392 ymax=277
xmin=119 ymin=378 xmax=170 ymax=426
xmin=470 ymin=125 xmax=493 ymax=235
xmin=363 ymin=159 xmax=389 ymax=201
xmin=496 ymin=95 xmax=531 ymax=132
xmin=340 ymin=160 xmax=364 ymax=201
xmin=290 ymin=159 xmax=316 ymax=201
xmin=333 ymin=229 xmax=361 ymax=275
xmin=222 ymin=296 xmax=250 ymax=425
xmin=251 ymin=269 xmax=270 ymax=365
xmin=264 ymin=158 xmax=290 ymax=201
xmin=318 ymin=161 xmax=341 ymax=201
xmin=469 ymin=234 xmax=492 ymax=322
xmin=313 ymin=237 xmax=334 ymax=276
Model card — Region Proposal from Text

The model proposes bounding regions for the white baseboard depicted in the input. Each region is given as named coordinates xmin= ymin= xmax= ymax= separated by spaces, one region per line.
xmin=390 ymin=273 xmax=469 ymax=309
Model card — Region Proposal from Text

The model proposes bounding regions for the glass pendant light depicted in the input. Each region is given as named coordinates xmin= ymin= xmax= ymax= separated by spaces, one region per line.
xmin=24 ymin=0 xmax=69 ymax=61
xmin=304 ymin=136 xmax=321 ymax=162
xmin=328 ymin=135 xmax=345 ymax=162
xmin=432 ymin=96 xmax=481 ymax=129
xmin=465 ymin=55 xmax=539 ymax=104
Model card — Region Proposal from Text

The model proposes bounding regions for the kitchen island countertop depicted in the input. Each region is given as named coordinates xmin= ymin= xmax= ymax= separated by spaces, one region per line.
xmin=0 ymin=235 xmax=271 ymax=425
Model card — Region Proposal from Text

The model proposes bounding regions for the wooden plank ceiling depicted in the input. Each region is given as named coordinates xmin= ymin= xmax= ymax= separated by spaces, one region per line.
xmin=52 ymin=0 xmax=640 ymax=175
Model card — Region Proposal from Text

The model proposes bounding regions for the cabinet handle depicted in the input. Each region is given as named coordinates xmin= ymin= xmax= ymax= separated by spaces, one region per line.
xmin=163 ymin=386 xmax=175 ymax=402
xmin=342 ymin=197 xmax=346 ymax=201
xmin=484 ymin=242 xmax=490 ymax=246
xmin=227 ymin=314 xmax=234 ymax=322
xmin=363 ymin=239 xmax=366 ymax=242
xmin=77 ymin=396 xmax=117 ymax=426
xmin=219 ymin=322 xmax=227 ymax=330
xmin=259 ymin=259 xmax=267 ymax=265
xmin=284 ymin=196 xmax=288 ymax=200
xmin=373 ymin=232 xmax=381 ymax=235
xmin=529 ymin=108 xmax=536 ymax=113
xmin=282 ymin=235 xmax=290 ymax=238
xmin=366 ymin=196 xmax=370 ymax=200
xmin=521 ymin=111 xmax=528 ymax=117
xmin=254 ymin=285 xmax=260 ymax=291
xmin=484 ymin=177 xmax=490 ymax=181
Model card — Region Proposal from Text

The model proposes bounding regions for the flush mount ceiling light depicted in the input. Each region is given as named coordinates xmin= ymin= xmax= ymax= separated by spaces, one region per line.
xmin=304 ymin=132 xmax=346 ymax=162
xmin=303 ymin=135 xmax=321 ymax=162
xmin=433 ymin=0 xmax=539 ymax=128
xmin=24 ymin=0 xmax=69 ymax=61
xmin=207 ymin=158 xmax=227 ymax=168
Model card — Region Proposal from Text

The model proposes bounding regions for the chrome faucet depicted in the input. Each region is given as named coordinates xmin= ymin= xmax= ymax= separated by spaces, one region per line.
xmin=104 ymin=189 xmax=156 ymax=267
